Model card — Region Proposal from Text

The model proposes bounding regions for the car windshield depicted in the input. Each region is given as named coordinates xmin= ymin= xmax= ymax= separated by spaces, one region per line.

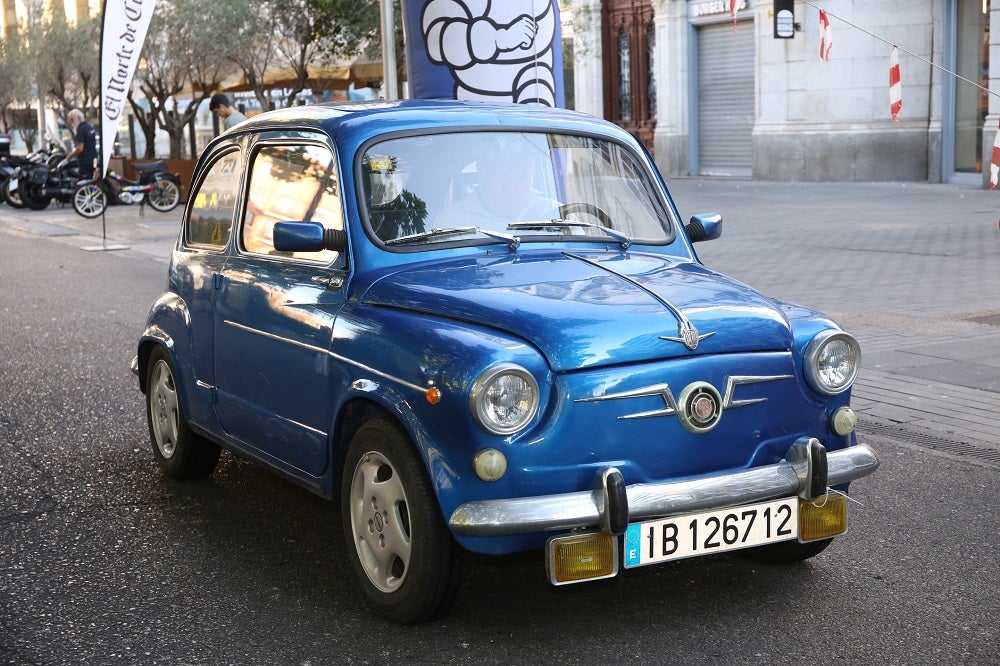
xmin=360 ymin=131 xmax=675 ymax=247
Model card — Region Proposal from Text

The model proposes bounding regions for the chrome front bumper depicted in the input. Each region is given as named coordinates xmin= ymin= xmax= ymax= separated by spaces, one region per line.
xmin=449 ymin=439 xmax=879 ymax=537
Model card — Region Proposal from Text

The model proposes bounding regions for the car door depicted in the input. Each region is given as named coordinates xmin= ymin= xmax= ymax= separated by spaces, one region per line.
xmin=174 ymin=144 xmax=243 ymax=429
xmin=212 ymin=135 xmax=348 ymax=477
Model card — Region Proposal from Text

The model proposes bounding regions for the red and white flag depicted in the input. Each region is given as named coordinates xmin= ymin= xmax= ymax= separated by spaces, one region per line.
xmin=819 ymin=10 xmax=833 ymax=61
xmin=889 ymin=46 xmax=902 ymax=121
xmin=990 ymin=118 xmax=1000 ymax=189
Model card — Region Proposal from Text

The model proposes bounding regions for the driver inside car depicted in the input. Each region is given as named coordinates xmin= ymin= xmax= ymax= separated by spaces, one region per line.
xmin=435 ymin=148 xmax=561 ymax=231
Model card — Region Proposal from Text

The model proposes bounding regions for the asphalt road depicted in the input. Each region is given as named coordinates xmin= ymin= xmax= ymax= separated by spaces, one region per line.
xmin=0 ymin=205 xmax=997 ymax=664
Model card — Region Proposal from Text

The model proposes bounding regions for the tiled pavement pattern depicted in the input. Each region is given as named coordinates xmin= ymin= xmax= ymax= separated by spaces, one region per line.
xmin=3 ymin=179 xmax=999 ymax=456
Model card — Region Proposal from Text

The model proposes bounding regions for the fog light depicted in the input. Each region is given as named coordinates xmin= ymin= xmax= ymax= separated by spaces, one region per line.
xmin=831 ymin=406 xmax=857 ymax=436
xmin=472 ymin=448 xmax=507 ymax=481
xmin=799 ymin=494 xmax=848 ymax=542
xmin=546 ymin=532 xmax=618 ymax=585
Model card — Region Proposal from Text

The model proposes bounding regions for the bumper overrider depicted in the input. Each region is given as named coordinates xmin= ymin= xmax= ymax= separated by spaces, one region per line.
xmin=449 ymin=438 xmax=879 ymax=538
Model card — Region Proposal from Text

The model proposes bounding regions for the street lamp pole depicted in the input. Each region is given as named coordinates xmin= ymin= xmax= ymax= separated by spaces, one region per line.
xmin=380 ymin=0 xmax=398 ymax=100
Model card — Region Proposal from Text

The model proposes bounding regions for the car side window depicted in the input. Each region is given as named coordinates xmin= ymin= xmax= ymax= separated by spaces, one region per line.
xmin=242 ymin=143 xmax=343 ymax=263
xmin=187 ymin=150 xmax=241 ymax=249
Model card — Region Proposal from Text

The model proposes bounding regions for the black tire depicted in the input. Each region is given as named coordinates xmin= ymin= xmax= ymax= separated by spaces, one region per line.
xmin=146 ymin=179 xmax=181 ymax=212
xmin=72 ymin=183 xmax=106 ymax=218
xmin=341 ymin=417 xmax=473 ymax=624
xmin=738 ymin=537 xmax=833 ymax=564
xmin=145 ymin=347 xmax=220 ymax=479
xmin=559 ymin=201 xmax=613 ymax=228
xmin=20 ymin=183 xmax=51 ymax=210
xmin=2 ymin=179 xmax=24 ymax=208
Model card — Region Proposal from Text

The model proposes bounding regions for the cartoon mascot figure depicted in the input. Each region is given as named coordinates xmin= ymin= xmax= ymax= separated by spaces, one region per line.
xmin=421 ymin=0 xmax=558 ymax=106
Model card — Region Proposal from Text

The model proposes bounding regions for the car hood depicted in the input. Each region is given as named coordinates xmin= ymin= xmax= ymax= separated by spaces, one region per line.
xmin=362 ymin=250 xmax=792 ymax=371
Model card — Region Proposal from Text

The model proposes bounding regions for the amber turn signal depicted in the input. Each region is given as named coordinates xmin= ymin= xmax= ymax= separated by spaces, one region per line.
xmin=799 ymin=493 xmax=848 ymax=542
xmin=546 ymin=532 xmax=618 ymax=585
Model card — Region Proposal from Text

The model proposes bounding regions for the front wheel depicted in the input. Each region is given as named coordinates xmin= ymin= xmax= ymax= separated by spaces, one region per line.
xmin=146 ymin=179 xmax=181 ymax=212
xmin=1 ymin=179 xmax=22 ymax=208
xmin=145 ymin=347 xmax=220 ymax=479
xmin=341 ymin=417 xmax=473 ymax=624
xmin=72 ymin=183 xmax=106 ymax=218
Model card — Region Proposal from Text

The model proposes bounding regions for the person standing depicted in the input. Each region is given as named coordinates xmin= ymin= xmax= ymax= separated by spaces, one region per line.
xmin=61 ymin=109 xmax=97 ymax=180
xmin=209 ymin=93 xmax=248 ymax=131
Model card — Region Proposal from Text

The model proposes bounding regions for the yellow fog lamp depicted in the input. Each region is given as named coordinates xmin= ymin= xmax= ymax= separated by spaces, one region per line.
xmin=546 ymin=532 xmax=618 ymax=585
xmin=799 ymin=493 xmax=848 ymax=542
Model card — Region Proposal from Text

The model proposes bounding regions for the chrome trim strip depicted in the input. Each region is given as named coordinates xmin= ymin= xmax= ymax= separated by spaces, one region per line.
xmin=223 ymin=320 xmax=428 ymax=394
xmin=575 ymin=375 xmax=792 ymax=420
xmin=724 ymin=374 xmax=793 ymax=408
xmin=448 ymin=442 xmax=879 ymax=537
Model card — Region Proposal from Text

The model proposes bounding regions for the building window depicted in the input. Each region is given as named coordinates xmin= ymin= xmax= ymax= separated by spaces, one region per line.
xmin=618 ymin=27 xmax=632 ymax=121
xmin=646 ymin=21 xmax=657 ymax=118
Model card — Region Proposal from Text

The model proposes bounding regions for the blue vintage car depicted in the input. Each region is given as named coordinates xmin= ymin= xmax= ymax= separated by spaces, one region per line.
xmin=134 ymin=100 xmax=878 ymax=623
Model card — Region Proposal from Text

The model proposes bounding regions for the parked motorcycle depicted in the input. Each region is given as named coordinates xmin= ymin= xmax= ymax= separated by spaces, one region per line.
xmin=71 ymin=161 xmax=181 ymax=218
xmin=0 ymin=143 xmax=64 ymax=209
xmin=15 ymin=156 xmax=79 ymax=210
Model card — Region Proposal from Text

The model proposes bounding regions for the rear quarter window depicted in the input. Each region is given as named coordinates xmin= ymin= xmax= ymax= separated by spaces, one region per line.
xmin=187 ymin=150 xmax=241 ymax=249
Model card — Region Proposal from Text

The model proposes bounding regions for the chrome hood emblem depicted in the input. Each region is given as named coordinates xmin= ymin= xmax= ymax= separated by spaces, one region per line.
xmin=661 ymin=320 xmax=715 ymax=351
xmin=562 ymin=252 xmax=717 ymax=351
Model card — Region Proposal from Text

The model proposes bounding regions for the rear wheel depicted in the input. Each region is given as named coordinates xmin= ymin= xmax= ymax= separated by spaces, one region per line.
xmin=145 ymin=347 xmax=220 ymax=479
xmin=19 ymin=183 xmax=50 ymax=210
xmin=147 ymin=179 xmax=181 ymax=212
xmin=72 ymin=183 xmax=106 ymax=218
xmin=341 ymin=416 xmax=473 ymax=624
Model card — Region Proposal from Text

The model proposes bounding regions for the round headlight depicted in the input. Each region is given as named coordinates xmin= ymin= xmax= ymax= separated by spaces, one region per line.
xmin=470 ymin=363 xmax=539 ymax=435
xmin=804 ymin=331 xmax=861 ymax=395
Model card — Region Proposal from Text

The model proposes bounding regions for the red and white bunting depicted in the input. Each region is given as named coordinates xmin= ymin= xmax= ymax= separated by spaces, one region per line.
xmin=889 ymin=46 xmax=902 ymax=121
xmin=990 ymin=118 xmax=1000 ymax=189
xmin=819 ymin=9 xmax=833 ymax=61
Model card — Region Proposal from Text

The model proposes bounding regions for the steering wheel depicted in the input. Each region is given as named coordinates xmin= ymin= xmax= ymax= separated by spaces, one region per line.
xmin=558 ymin=202 xmax=613 ymax=229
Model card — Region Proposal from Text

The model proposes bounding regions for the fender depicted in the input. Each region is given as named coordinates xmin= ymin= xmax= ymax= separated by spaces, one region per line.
xmin=136 ymin=292 xmax=216 ymax=429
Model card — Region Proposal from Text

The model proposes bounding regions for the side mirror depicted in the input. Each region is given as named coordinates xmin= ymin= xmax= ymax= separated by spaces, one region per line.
xmin=273 ymin=221 xmax=347 ymax=253
xmin=684 ymin=213 xmax=723 ymax=243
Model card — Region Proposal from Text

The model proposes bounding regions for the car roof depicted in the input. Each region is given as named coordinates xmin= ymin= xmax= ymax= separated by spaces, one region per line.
xmin=229 ymin=99 xmax=637 ymax=151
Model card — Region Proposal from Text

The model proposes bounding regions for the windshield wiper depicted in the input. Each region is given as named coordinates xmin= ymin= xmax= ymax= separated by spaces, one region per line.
xmin=384 ymin=226 xmax=477 ymax=246
xmin=384 ymin=226 xmax=520 ymax=251
xmin=507 ymin=220 xmax=632 ymax=249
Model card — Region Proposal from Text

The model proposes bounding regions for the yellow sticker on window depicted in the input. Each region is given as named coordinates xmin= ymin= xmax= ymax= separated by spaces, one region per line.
xmin=368 ymin=157 xmax=394 ymax=172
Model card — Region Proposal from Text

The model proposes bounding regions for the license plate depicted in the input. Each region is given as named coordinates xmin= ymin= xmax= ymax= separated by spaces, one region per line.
xmin=624 ymin=498 xmax=798 ymax=568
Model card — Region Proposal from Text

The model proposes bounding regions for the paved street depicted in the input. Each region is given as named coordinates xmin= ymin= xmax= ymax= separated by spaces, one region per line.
xmin=1 ymin=180 xmax=997 ymax=664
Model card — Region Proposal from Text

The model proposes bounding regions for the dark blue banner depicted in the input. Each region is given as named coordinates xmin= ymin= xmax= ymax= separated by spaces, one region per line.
xmin=401 ymin=0 xmax=565 ymax=107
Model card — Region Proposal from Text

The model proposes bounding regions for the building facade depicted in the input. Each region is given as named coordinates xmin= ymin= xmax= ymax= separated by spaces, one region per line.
xmin=571 ymin=0 xmax=998 ymax=186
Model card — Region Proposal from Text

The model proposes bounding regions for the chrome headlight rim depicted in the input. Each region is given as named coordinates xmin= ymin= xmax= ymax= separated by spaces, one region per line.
xmin=469 ymin=363 xmax=540 ymax=436
xmin=804 ymin=330 xmax=861 ymax=396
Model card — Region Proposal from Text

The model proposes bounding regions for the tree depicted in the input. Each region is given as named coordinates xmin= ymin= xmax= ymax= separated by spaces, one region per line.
xmin=0 ymin=24 xmax=32 ymax=134
xmin=130 ymin=0 xmax=242 ymax=158
xmin=35 ymin=14 xmax=100 ymax=120
xmin=227 ymin=0 xmax=381 ymax=110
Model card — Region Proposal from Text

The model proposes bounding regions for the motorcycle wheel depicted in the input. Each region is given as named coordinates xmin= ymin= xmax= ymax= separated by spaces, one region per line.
xmin=147 ymin=180 xmax=181 ymax=212
xmin=20 ymin=184 xmax=51 ymax=210
xmin=72 ymin=183 xmax=106 ymax=219
xmin=2 ymin=179 xmax=25 ymax=208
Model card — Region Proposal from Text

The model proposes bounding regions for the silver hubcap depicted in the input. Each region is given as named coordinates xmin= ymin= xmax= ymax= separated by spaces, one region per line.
xmin=150 ymin=360 xmax=179 ymax=458
xmin=349 ymin=452 xmax=412 ymax=593
xmin=149 ymin=182 xmax=179 ymax=208
xmin=74 ymin=185 xmax=104 ymax=215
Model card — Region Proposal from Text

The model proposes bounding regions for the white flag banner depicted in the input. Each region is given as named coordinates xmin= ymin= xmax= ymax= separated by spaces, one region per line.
xmin=100 ymin=0 xmax=158 ymax=177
